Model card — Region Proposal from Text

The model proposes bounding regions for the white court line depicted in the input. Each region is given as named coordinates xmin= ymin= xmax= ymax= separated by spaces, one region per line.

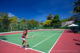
xmin=0 ymin=39 xmax=21 ymax=46
xmin=0 ymin=31 xmax=23 ymax=34
xmin=30 ymin=48 xmax=45 ymax=53
xmin=0 ymin=40 xmax=44 ymax=53
xmin=48 ymin=31 xmax=64 ymax=53
xmin=32 ymin=32 xmax=58 ymax=48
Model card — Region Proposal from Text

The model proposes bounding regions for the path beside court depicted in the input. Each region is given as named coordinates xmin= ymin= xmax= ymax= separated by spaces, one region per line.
xmin=50 ymin=30 xmax=80 ymax=53
xmin=0 ymin=40 xmax=41 ymax=53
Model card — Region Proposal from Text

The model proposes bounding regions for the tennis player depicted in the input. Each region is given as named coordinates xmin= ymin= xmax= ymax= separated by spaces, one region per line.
xmin=21 ymin=28 xmax=29 ymax=50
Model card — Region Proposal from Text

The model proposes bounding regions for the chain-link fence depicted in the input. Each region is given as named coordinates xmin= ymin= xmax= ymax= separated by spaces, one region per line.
xmin=0 ymin=23 xmax=39 ymax=32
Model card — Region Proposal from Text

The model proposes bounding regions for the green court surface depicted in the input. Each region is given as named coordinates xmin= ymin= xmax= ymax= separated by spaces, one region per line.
xmin=0 ymin=30 xmax=63 ymax=53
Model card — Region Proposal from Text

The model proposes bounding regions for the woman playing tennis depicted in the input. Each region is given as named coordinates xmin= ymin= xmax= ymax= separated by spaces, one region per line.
xmin=21 ymin=28 xmax=29 ymax=50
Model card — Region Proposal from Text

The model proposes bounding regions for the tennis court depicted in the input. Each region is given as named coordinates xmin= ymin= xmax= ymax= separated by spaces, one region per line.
xmin=0 ymin=30 xmax=63 ymax=53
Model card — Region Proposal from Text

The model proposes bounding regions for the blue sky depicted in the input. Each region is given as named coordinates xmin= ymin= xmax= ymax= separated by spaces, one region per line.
xmin=0 ymin=0 xmax=75 ymax=22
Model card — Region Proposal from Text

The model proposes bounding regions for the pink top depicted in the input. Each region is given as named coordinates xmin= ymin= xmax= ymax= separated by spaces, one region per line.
xmin=22 ymin=31 xmax=27 ymax=38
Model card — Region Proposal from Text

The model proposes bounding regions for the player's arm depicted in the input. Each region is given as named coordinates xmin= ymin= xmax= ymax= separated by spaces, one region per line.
xmin=26 ymin=34 xmax=29 ymax=39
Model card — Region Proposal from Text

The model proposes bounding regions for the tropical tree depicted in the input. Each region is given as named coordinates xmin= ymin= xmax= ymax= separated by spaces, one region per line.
xmin=43 ymin=14 xmax=53 ymax=27
xmin=44 ymin=20 xmax=52 ymax=27
xmin=20 ymin=18 xmax=27 ymax=23
xmin=9 ymin=16 xmax=19 ymax=31
xmin=51 ymin=14 xmax=61 ymax=28
xmin=61 ymin=19 xmax=68 ymax=22
xmin=68 ymin=16 xmax=75 ymax=21
xmin=27 ymin=19 xmax=39 ymax=29
xmin=10 ymin=16 xmax=19 ymax=23
xmin=73 ymin=0 xmax=80 ymax=14
xmin=47 ymin=14 xmax=53 ymax=20
xmin=19 ymin=18 xmax=27 ymax=30
xmin=0 ymin=12 xmax=10 ymax=32
xmin=73 ymin=0 xmax=80 ymax=31
xmin=40 ymin=21 xmax=44 ymax=25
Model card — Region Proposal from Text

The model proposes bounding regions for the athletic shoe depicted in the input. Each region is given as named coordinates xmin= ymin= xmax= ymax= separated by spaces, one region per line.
xmin=25 ymin=48 xmax=28 ymax=50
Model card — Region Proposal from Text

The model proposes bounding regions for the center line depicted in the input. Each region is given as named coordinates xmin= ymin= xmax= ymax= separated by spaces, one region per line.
xmin=32 ymin=32 xmax=57 ymax=48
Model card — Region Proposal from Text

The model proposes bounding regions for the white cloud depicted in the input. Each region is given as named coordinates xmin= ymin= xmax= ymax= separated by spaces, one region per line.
xmin=8 ymin=13 xmax=15 ymax=17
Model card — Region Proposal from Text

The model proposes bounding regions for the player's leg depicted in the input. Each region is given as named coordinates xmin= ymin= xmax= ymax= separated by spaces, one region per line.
xmin=21 ymin=38 xmax=25 ymax=48
xmin=21 ymin=41 xmax=24 ymax=47
xmin=24 ymin=40 xmax=27 ymax=49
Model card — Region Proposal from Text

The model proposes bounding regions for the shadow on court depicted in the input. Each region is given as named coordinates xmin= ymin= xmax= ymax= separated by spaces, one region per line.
xmin=66 ymin=30 xmax=78 ymax=33
xmin=67 ymin=30 xmax=73 ymax=33
xmin=0 ymin=36 xmax=7 ymax=40
xmin=73 ymin=39 xmax=80 ymax=42
xmin=73 ymin=39 xmax=80 ymax=46
xmin=23 ymin=44 xmax=30 ymax=48
xmin=75 ymin=43 xmax=80 ymax=46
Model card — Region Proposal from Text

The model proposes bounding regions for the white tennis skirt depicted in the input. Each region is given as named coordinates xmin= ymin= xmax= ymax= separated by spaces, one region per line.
xmin=21 ymin=38 xmax=26 ymax=41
